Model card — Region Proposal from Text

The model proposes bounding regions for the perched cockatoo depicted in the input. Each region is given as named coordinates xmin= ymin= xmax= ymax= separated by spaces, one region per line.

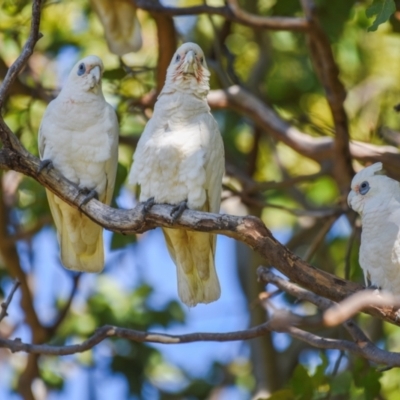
xmin=128 ymin=42 xmax=225 ymax=307
xmin=348 ymin=162 xmax=400 ymax=293
xmin=90 ymin=0 xmax=142 ymax=56
xmin=38 ymin=55 xmax=119 ymax=272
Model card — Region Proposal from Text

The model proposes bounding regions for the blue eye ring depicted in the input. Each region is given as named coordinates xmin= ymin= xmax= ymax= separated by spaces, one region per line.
xmin=175 ymin=54 xmax=181 ymax=62
xmin=77 ymin=63 xmax=86 ymax=76
xmin=359 ymin=181 xmax=370 ymax=195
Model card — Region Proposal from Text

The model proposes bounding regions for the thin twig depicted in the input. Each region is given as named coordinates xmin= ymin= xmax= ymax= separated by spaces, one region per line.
xmin=0 ymin=317 xmax=398 ymax=367
xmin=47 ymin=274 xmax=81 ymax=335
xmin=304 ymin=216 xmax=338 ymax=262
xmin=344 ymin=215 xmax=359 ymax=280
xmin=0 ymin=280 xmax=21 ymax=323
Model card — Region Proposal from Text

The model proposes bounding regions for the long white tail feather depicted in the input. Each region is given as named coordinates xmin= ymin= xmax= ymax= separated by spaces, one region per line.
xmin=47 ymin=190 xmax=104 ymax=272
xmin=162 ymin=228 xmax=220 ymax=307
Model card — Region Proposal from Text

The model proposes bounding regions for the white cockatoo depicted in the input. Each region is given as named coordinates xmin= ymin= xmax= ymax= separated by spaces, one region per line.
xmin=90 ymin=0 xmax=142 ymax=56
xmin=38 ymin=55 xmax=119 ymax=272
xmin=348 ymin=162 xmax=400 ymax=293
xmin=128 ymin=42 xmax=225 ymax=307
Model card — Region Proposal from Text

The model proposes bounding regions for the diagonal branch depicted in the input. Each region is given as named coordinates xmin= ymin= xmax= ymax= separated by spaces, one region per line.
xmin=0 ymin=0 xmax=42 ymax=151
xmin=0 ymin=280 xmax=20 ymax=323
xmin=207 ymin=86 xmax=400 ymax=181
xmin=0 ymin=147 xmax=399 ymax=326
xmin=46 ymin=274 xmax=81 ymax=335
xmin=259 ymin=268 xmax=400 ymax=367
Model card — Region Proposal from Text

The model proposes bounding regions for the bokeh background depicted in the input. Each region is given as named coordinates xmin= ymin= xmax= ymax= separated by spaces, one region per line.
xmin=2 ymin=0 xmax=400 ymax=399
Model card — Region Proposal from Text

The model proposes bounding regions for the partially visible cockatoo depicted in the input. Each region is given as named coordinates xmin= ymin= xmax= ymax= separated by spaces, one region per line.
xmin=348 ymin=162 xmax=400 ymax=293
xmin=38 ymin=55 xmax=119 ymax=272
xmin=128 ymin=42 xmax=225 ymax=307
xmin=90 ymin=0 xmax=142 ymax=56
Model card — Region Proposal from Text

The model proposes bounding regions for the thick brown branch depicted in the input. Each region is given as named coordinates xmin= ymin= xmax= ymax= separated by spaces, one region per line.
xmin=324 ymin=291 xmax=400 ymax=327
xmin=300 ymin=0 xmax=353 ymax=193
xmin=1 ymin=147 xmax=399 ymax=326
xmin=207 ymin=86 xmax=400 ymax=180
xmin=134 ymin=0 xmax=308 ymax=32
xmin=151 ymin=12 xmax=177 ymax=93
xmin=208 ymin=86 xmax=334 ymax=161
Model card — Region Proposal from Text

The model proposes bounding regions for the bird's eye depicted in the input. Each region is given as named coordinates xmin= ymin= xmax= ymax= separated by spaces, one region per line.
xmin=200 ymin=57 xmax=204 ymax=63
xmin=77 ymin=63 xmax=86 ymax=76
xmin=175 ymin=54 xmax=181 ymax=62
xmin=359 ymin=181 xmax=370 ymax=195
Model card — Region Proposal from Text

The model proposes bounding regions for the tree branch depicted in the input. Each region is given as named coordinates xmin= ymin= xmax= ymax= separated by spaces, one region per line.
xmin=146 ymin=5 xmax=177 ymax=94
xmin=0 ymin=170 xmax=48 ymax=342
xmin=207 ymin=86 xmax=400 ymax=180
xmin=0 ymin=0 xmax=43 ymax=153
xmin=324 ymin=291 xmax=400 ymax=327
xmin=0 ymin=280 xmax=20 ymax=323
xmin=300 ymin=0 xmax=354 ymax=194
xmin=0 ymin=297 xmax=398 ymax=367
xmin=0 ymin=146 xmax=399 ymax=326
xmin=46 ymin=274 xmax=81 ymax=335
xmin=133 ymin=0 xmax=309 ymax=32
xmin=260 ymin=269 xmax=400 ymax=367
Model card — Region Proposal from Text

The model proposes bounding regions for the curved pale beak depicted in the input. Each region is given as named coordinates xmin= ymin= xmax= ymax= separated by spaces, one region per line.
xmin=183 ymin=50 xmax=196 ymax=73
xmin=89 ymin=65 xmax=101 ymax=84
xmin=347 ymin=191 xmax=354 ymax=209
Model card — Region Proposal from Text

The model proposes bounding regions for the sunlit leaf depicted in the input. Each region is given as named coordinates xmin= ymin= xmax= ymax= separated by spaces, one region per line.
xmin=366 ymin=0 xmax=396 ymax=31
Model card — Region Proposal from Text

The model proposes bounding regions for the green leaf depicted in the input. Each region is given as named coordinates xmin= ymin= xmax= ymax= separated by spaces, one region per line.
xmin=361 ymin=369 xmax=382 ymax=400
xmin=110 ymin=231 xmax=136 ymax=250
xmin=290 ymin=365 xmax=314 ymax=399
xmin=330 ymin=371 xmax=352 ymax=396
xmin=103 ymin=68 xmax=127 ymax=80
xmin=40 ymin=368 xmax=64 ymax=391
xmin=260 ymin=389 xmax=294 ymax=399
xmin=366 ymin=0 xmax=396 ymax=31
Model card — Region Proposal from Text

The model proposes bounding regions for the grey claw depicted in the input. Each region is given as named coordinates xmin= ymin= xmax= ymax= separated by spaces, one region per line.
xmin=38 ymin=159 xmax=53 ymax=173
xmin=170 ymin=200 xmax=188 ymax=222
xmin=80 ymin=189 xmax=98 ymax=206
xmin=142 ymin=197 xmax=155 ymax=215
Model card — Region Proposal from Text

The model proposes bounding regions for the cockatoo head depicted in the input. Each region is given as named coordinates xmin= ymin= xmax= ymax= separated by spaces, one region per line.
xmin=164 ymin=42 xmax=210 ymax=96
xmin=347 ymin=162 xmax=400 ymax=215
xmin=66 ymin=55 xmax=104 ymax=93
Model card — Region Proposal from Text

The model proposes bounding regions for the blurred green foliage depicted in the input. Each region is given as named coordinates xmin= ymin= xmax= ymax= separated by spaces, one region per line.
xmin=1 ymin=0 xmax=400 ymax=399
